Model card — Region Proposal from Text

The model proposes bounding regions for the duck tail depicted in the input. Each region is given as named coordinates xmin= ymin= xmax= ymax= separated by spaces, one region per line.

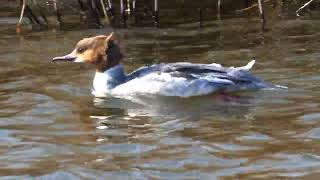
xmin=236 ymin=60 xmax=255 ymax=71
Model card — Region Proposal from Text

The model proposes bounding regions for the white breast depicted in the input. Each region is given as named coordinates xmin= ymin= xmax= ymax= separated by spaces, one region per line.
xmin=92 ymin=65 xmax=126 ymax=97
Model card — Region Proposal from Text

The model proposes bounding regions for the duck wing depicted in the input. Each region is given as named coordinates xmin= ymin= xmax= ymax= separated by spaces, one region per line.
xmin=126 ymin=61 xmax=271 ymax=90
xmin=160 ymin=61 xmax=263 ymax=84
xmin=127 ymin=62 xmax=231 ymax=79
xmin=126 ymin=64 xmax=162 ymax=81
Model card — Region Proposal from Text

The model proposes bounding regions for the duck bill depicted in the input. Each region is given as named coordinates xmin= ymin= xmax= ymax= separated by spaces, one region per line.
xmin=52 ymin=53 xmax=77 ymax=62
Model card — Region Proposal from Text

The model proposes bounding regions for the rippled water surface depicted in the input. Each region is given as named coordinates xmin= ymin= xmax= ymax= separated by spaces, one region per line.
xmin=0 ymin=12 xmax=320 ymax=179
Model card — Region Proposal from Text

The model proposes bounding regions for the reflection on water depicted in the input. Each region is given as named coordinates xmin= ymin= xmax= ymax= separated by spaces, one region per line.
xmin=92 ymin=91 xmax=264 ymax=123
xmin=0 ymin=13 xmax=320 ymax=179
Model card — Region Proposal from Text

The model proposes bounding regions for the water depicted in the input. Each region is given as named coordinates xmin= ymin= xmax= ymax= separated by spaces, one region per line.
xmin=0 ymin=13 xmax=320 ymax=179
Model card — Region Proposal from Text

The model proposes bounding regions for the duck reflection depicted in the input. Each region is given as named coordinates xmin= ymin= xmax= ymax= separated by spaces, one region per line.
xmin=92 ymin=93 xmax=256 ymax=121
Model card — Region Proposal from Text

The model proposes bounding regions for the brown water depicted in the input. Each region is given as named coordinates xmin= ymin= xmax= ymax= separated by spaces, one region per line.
xmin=0 ymin=14 xmax=320 ymax=179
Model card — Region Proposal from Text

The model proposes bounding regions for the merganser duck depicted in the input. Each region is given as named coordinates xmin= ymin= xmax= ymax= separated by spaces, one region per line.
xmin=52 ymin=32 xmax=275 ymax=98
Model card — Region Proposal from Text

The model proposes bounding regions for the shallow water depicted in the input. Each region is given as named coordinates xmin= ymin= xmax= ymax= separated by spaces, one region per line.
xmin=0 ymin=13 xmax=320 ymax=179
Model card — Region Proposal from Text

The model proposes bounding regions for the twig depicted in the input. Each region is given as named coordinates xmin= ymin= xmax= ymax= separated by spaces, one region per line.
xmin=32 ymin=0 xmax=48 ymax=26
xmin=100 ymin=0 xmax=110 ymax=24
xmin=108 ymin=0 xmax=112 ymax=8
xmin=25 ymin=4 xmax=41 ymax=24
xmin=236 ymin=0 xmax=271 ymax=13
xmin=132 ymin=0 xmax=137 ymax=24
xmin=154 ymin=0 xmax=159 ymax=27
xmin=16 ymin=0 xmax=26 ymax=33
xmin=77 ymin=0 xmax=85 ymax=12
xmin=258 ymin=0 xmax=266 ymax=31
xmin=120 ymin=0 xmax=127 ymax=27
xmin=245 ymin=0 xmax=250 ymax=8
xmin=88 ymin=0 xmax=103 ymax=28
xmin=106 ymin=0 xmax=115 ymax=17
xmin=120 ymin=0 xmax=124 ymax=16
xmin=217 ymin=0 xmax=221 ymax=20
xmin=18 ymin=0 xmax=26 ymax=25
xmin=126 ymin=0 xmax=131 ymax=15
xmin=132 ymin=0 xmax=136 ymax=12
xmin=154 ymin=0 xmax=158 ymax=12
xmin=53 ymin=0 xmax=62 ymax=27
xmin=106 ymin=0 xmax=115 ymax=23
xmin=199 ymin=8 xmax=202 ymax=28
xmin=296 ymin=0 xmax=315 ymax=16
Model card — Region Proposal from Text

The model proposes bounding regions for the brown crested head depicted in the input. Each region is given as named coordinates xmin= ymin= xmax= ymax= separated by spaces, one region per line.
xmin=52 ymin=32 xmax=122 ymax=72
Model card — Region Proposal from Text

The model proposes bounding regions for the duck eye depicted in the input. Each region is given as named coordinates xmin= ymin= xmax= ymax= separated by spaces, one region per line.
xmin=77 ymin=47 xmax=86 ymax=53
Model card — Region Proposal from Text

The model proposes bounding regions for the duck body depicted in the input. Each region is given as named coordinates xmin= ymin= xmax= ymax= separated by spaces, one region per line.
xmin=92 ymin=60 xmax=274 ymax=98
xmin=52 ymin=33 xmax=278 ymax=98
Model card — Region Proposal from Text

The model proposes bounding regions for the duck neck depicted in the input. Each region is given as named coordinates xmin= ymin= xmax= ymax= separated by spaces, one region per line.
xmin=93 ymin=64 xmax=126 ymax=92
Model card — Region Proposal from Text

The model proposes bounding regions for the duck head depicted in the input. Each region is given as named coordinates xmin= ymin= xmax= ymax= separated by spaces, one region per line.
xmin=52 ymin=32 xmax=122 ymax=72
